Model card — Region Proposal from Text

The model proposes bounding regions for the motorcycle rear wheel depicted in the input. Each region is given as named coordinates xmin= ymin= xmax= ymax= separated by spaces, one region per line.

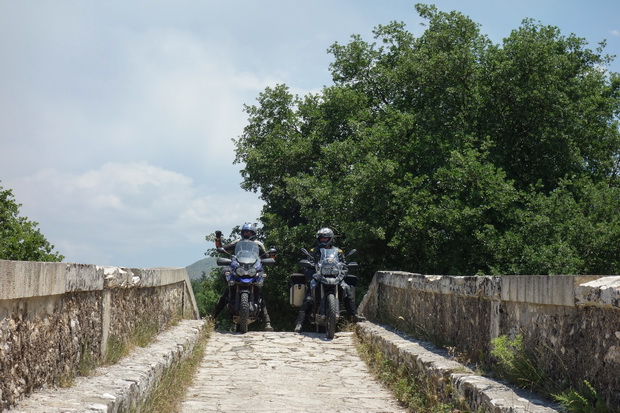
xmin=325 ymin=293 xmax=337 ymax=339
xmin=239 ymin=292 xmax=250 ymax=333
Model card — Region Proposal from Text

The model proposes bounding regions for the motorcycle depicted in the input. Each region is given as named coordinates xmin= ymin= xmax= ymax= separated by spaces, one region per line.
xmin=296 ymin=247 xmax=358 ymax=339
xmin=216 ymin=240 xmax=275 ymax=333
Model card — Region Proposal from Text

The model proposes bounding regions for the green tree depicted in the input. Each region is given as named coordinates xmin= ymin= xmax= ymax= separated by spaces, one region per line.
xmin=481 ymin=20 xmax=620 ymax=190
xmin=234 ymin=3 xmax=620 ymax=289
xmin=0 ymin=182 xmax=64 ymax=262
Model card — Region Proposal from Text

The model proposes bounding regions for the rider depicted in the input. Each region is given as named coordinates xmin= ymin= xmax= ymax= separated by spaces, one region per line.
xmin=293 ymin=227 xmax=365 ymax=333
xmin=211 ymin=222 xmax=274 ymax=331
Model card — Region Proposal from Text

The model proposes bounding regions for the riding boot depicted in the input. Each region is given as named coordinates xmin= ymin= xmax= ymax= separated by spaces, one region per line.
xmin=294 ymin=309 xmax=305 ymax=333
xmin=344 ymin=295 xmax=366 ymax=323
xmin=263 ymin=305 xmax=274 ymax=332
xmin=211 ymin=290 xmax=228 ymax=319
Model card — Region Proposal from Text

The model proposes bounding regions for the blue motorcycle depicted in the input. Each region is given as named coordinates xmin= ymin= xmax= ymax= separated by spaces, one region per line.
xmin=216 ymin=240 xmax=275 ymax=333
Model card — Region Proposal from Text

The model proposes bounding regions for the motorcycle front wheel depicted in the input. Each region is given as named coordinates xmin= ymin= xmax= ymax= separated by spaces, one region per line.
xmin=238 ymin=291 xmax=250 ymax=333
xmin=325 ymin=293 xmax=337 ymax=339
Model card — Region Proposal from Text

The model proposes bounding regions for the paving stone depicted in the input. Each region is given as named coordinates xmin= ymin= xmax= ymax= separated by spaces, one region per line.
xmin=180 ymin=330 xmax=406 ymax=413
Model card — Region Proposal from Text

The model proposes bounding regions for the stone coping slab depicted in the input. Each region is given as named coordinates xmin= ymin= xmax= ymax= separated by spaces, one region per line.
xmin=355 ymin=322 xmax=562 ymax=413
xmin=0 ymin=259 xmax=192 ymax=299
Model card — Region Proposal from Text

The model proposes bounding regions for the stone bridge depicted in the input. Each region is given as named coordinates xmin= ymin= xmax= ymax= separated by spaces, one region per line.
xmin=1 ymin=260 xmax=619 ymax=412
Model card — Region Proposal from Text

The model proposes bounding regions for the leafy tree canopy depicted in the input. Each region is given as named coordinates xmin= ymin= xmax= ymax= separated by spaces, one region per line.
xmin=0 ymin=182 xmax=64 ymax=262
xmin=232 ymin=2 xmax=620 ymax=316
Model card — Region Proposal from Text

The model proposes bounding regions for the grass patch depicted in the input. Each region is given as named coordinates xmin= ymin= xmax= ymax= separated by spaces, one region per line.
xmin=489 ymin=334 xmax=549 ymax=392
xmin=552 ymin=380 xmax=612 ymax=413
xmin=105 ymin=318 xmax=163 ymax=365
xmin=57 ymin=339 xmax=101 ymax=387
xmin=105 ymin=334 xmax=128 ymax=365
xmin=138 ymin=322 xmax=212 ymax=412
xmin=77 ymin=339 xmax=98 ymax=376
xmin=58 ymin=369 xmax=75 ymax=388
xmin=132 ymin=319 xmax=160 ymax=348
xmin=490 ymin=334 xmax=617 ymax=413
xmin=355 ymin=336 xmax=470 ymax=413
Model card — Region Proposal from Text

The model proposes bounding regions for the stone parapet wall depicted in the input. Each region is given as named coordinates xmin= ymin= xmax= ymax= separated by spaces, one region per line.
xmin=0 ymin=259 xmax=199 ymax=410
xmin=12 ymin=319 xmax=206 ymax=413
xmin=358 ymin=271 xmax=620 ymax=409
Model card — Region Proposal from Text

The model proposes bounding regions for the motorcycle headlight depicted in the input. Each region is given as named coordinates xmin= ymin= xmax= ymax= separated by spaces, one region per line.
xmin=236 ymin=266 xmax=257 ymax=277
xmin=321 ymin=265 xmax=338 ymax=276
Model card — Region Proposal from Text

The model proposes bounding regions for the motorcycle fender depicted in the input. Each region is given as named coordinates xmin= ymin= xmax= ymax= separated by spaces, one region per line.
xmin=318 ymin=285 xmax=337 ymax=312
xmin=319 ymin=284 xmax=338 ymax=299
xmin=234 ymin=288 xmax=255 ymax=312
xmin=317 ymin=293 xmax=340 ymax=322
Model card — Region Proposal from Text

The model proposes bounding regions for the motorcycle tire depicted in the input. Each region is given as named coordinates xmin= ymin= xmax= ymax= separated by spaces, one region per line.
xmin=325 ymin=293 xmax=337 ymax=339
xmin=239 ymin=292 xmax=250 ymax=333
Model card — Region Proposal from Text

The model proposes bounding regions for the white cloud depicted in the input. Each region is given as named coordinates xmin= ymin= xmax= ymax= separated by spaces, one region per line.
xmin=0 ymin=7 xmax=287 ymax=183
xmin=8 ymin=162 xmax=263 ymax=268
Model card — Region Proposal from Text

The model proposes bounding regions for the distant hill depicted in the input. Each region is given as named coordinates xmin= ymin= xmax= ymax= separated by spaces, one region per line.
xmin=186 ymin=256 xmax=218 ymax=280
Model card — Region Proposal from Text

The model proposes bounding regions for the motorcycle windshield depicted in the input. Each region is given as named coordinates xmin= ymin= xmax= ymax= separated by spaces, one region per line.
xmin=318 ymin=248 xmax=341 ymax=276
xmin=234 ymin=240 xmax=260 ymax=265
xmin=319 ymin=247 xmax=340 ymax=263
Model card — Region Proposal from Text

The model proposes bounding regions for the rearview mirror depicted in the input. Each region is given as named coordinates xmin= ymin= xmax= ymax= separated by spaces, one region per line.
xmin=216 ymin=257 xmax=232 ymax=266
xmin=261 ymin=258 xmax=276 ymax=266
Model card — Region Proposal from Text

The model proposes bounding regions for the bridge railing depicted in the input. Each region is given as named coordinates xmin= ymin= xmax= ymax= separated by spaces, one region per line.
xmin=358 ymin=271 xmax=620 ymax=408
xmin=0 ymin=259 xmax=199 ymax=410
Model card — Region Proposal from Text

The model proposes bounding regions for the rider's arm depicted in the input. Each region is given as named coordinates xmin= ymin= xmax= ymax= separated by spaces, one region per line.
xmin=311 ymin=248 xmax=320 ymax=263
xmin=255 ymin=241 xmax=268 ymax=258
xmin=214 ymin=230 xmax=223 ymax=249
xmin=214 ymin=231 xmax=236 ymax=254
xmin=221 ymin=238 xmax=238 ymax=254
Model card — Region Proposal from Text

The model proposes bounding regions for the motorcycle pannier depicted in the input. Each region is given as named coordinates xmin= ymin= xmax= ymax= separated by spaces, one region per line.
xmin=344 ymin=274 xmax=358 ymax=287
xmin=289 ymin=273 xmax=306 ymax=307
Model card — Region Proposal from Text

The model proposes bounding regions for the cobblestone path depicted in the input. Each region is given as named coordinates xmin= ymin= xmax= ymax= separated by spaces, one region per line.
xmin=180 ymin=330 xmax=405 ymax=413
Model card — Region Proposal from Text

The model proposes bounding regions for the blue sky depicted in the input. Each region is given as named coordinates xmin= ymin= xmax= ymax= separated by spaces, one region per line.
xmin=1 ymin=1 xmax=619 ymax=268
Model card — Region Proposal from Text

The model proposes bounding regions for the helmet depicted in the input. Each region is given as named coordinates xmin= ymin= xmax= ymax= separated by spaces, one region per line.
xmin=316 ymin=227 xmax=334 ymax=248
xmin=241 ymin=222 xmax=257 ymax=240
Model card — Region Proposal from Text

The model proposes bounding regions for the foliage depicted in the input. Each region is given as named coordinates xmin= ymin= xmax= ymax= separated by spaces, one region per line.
xmin=232 ymin=3 xmax=620 ymax=292
xmin=104 ymin=317 xmax=161 ymax=365
xmin=0 ymin=182 xmax=64 ymax=262
xmin=191 ymin=274 xmax=222 ymax=319
xmin=553 ymin=380 xmax=612 ymax=413
xmin=489 ymin=334 xmax=549 ymax=392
